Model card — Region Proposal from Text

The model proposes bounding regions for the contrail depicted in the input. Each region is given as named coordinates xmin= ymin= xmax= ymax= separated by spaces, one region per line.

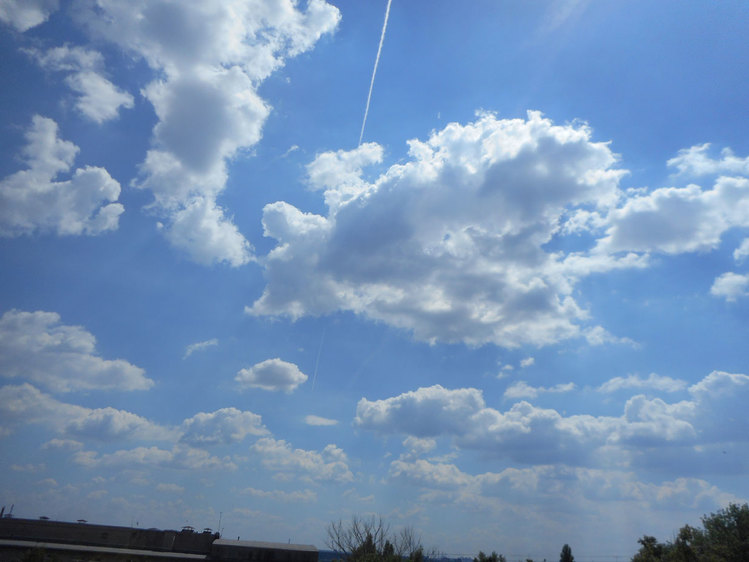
xmin=311 ymin=328 xmax=326 ymax=389
xmin=358 ymin=0 xmax=392 ymax=146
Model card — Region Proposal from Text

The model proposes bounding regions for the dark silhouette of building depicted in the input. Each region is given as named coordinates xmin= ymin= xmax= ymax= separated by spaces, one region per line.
xmin=0 ymin=516 xmax=318 ymax=561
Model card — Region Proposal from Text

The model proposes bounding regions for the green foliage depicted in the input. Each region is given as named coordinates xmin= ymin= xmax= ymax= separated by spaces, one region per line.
xmin=560 ymin=544 xmax=574 ymax=562
xmin=631 ymin=503 xmax=749 ymax=562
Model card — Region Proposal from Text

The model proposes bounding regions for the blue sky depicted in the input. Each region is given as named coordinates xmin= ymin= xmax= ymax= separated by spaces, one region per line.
xmin=1 ymin=0 xmax=748 ymax=559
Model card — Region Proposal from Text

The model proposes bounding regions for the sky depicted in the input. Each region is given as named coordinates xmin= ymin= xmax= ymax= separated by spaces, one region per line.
xmin=1 ymin=0 xmax=748 ymax=559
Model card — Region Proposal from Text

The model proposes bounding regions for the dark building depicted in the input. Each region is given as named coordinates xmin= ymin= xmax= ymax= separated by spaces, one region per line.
xmin=0 ymin=517 xmax=318 ymax=562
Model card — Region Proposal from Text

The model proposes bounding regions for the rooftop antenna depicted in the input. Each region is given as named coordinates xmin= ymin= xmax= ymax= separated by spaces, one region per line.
xmin=217 ymin=512 xmax=222 ymax=538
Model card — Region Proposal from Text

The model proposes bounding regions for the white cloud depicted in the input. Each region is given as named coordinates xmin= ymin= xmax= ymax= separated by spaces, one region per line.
xmin=583 ymin=326 xmax=637 ymax=347
xmin=389 ymin=458 xmax=739 ymax=514
xmin=163 ymin=197 xmax=252 ymax=267
xmin=183 ymin=338 xmax=219 ymax=359
xmin=249 ymin=112 xmax=639 ymax=347
xmin=710 ymin=272 xmax=749 ymax=302
xmin=156 ymin=483 xmax=185 ymax=493
xmin=0 ymin=0 xmax=58 ymax=31
xmin=667 ymin=143 xmax=749 ymax=177
xmin=520 ymin=357 xmax=535 ymax=368
xmin=304 ymin=415 xmax=338 ymax=426
xmin=597 ymin=373 xmax=687 ymax=394
xmin=597 ymin=176 xmax=749 ymax=255
xmin=356 ymin=372 xmax=749 ymax=469
xmin=251 ymin=437 xmax=353 ymax=482
xmin=28 ymin=45 xmax=134 ymax=123
xmin=242 ymin=487 xmax=316 ymax=503
xmin=73 ymin=0 xmax=340 ymax=266
xmin=236 ymin=358 xmax=308 ymax=393
xmin=733 ymin=238 xmax=749 ymax=262
xmin=74 ymin=445 xmax=235 ymax=471
xmin=0 ymin=383 xmax=171 ymax=441
xmin=0 ymin=116 xmax=124 ymax=237
xmin=355 ymin=385 xmax=486 ymax=438
xmin=503 ymin=381 xmax=575 ymax=400
xmin=180 ymin=407 xmax=268 ymax=446
xmin=0 ymin=310 xmax=152 ymax=392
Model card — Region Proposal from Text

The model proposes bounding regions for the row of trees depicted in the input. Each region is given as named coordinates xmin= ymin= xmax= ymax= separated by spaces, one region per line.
xmin=473 ymin=543 xmax=574 ymax=562
xmin=327 ymin=516 xmax=577 ymax=562
xmin=632 ymin=503 xmax=749 ymax=562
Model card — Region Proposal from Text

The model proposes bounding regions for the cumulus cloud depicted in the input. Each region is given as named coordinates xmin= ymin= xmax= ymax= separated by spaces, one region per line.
xmin=304 ymin=415 xmax=338 ymax=426
xmin=0 ymin=0 xmax=58 ymax=31
xmin=27 ymin=45 xmax=133 ymax=122
xmin=667 ymin=143 xmax=749 ymax=177
xmin=710 ymin=272 xmax=749 ymax=302
xmin=251 ymin=437 xmax=353 ymax=482
xmin=503 ymin=381 xmax=575 ymax=400
xmin=249 ymin=112 xmax=642 ymax=347
xmin=597 ymin=373 xmax=687 ymax=394
xmin=242 ymin=487 xmax=316 ymax=503
xmin=0 ymin=310 xmax=152 ymax=392
xmin=0 ymin=116 xmax=124 ymax=237
xmin=356 ymin=373 xmax=749 ymax=469
xmin=180 ymin=407 xmax=268 ymax=446
xmin=71 ymin=0 xmax=340 ymax=265
xmin=597 ymin=176 xmax=749 ymax=255
xmin=0 ymin=383 xmax=172 ymax=440
xmin=236 ymin=358 xmax=308 ymax=393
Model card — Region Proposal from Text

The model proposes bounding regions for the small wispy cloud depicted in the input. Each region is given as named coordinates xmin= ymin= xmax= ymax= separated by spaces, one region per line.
xmin=183 ymin=338 xmax=219 ymax=359
xmin=304 ymin=415 xmax=338 ymax=426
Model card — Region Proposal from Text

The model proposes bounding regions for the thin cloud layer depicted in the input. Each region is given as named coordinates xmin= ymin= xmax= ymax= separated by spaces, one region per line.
xmin=0 ymin=310 xmax=152 ymax=392
xmin=0 ymin=116 xmax=123 ymax=237
xmin=70 ymin=0 xmax=341 ymax=266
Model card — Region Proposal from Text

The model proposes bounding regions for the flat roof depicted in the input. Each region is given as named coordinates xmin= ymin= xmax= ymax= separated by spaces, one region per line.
xmin=0 ymin=538 xmax=208 ymax=559
xmin=213 ymin=538 xmax=317 ymax=552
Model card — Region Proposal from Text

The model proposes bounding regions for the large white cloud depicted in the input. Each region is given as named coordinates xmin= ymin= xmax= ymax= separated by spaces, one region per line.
xmin=251 ymin=437 xmax=353 ymax=482
xmin=0 ymin=310 xmax=152 ymax=392
xmin=71 ymin=0 xmax=340 ymax=266
xmin=0 ymin=116 xmax=124 ymax=237
xmin=356 ymin=372 xmax=749 ymax=469
xmin=0 ymin=0 xmax=58 ymax=31
xmin=235 ymin=358 xmax=308 ymax=393
xmin=27 ymin=45 xmax=134 ymax=123
xmin=249 ymin=112 xmax=639 ymax=347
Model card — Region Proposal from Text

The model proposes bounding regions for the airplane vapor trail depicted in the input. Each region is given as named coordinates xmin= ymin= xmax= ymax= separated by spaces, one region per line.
xmin=358 ymin=0 xmax=392 ymax=146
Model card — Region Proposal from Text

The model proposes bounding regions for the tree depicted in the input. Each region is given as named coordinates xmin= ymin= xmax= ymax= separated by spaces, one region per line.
xmin=326 ymin=516 xmax=428 ymax=562
xmin=631 ymin=503 xmax=749 ymax=562
xmin=560 ymin=544 xmax=574 ymax=562
xmin=473 ymin=551 xmax=506 ymax=562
